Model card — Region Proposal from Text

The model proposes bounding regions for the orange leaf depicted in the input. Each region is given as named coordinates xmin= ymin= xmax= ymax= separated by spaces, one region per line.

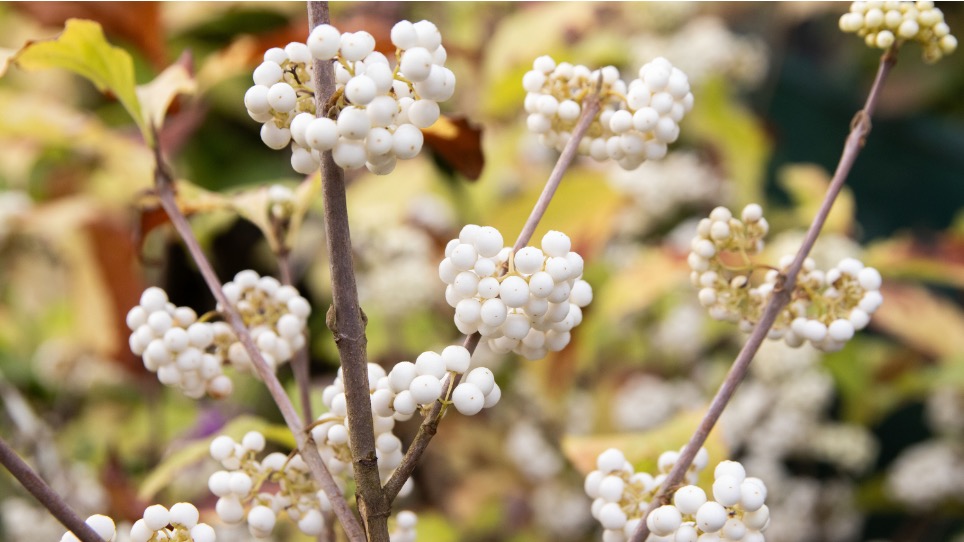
xmin=86 ymin=217 xmax=145 ymax=374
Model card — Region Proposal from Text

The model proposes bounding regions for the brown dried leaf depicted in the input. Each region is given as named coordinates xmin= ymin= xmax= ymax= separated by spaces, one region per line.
xmin=86 ymin=217 xmax=145 ymax=373
xmin=423 ymin=116 xmax=485 ymax=180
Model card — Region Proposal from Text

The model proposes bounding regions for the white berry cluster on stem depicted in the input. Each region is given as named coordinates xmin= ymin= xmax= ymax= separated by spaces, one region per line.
xmin=647 ymin=460 xmax=769 ymax=542
xmin=218 ymin=270 xmax=310 ymax=372
xmin=244 ymin=19 xmax=454 ymax=174
xmin=523 ymin=55 xmax=693 ymax=170
xmin=585 ymin=447 xmax=769 ymax=542
xmin=688 ymin=204 xmax=883 ymax=352
xmin=61 ymin=504 xmax=216 ymax=542
xmin=839 ymin=1 xmax=956 ymax=62
xmin=439 ymin=225 xmax=593 ymax=359
xmin=314 ymin=362 xmax=405 ymax=486
xmin=209 ymin=431 xmax=331 ymax=538
xmin=584 ymin=446 xmax=707 ymax=541
xmin=313 ymin=346 xmax=498 ymax=488
xmin=126 ymin=286 xmax=233 ymax=399
xmin=126 ymin=270 xmax=310 ymax=398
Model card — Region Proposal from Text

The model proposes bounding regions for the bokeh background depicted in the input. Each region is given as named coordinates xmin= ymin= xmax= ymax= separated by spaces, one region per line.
xmin=1 ymin=2 xmax=964 ymax=541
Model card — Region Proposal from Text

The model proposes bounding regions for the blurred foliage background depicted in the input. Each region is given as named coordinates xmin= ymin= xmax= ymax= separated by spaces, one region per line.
xmin=1 ymin=2 xmax=964 ymax=541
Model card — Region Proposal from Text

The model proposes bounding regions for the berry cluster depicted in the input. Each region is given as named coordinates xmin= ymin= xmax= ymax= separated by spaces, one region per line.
xmin=219 ymin=270 xmax=310 ymax=372
xmin=313 ymin=348 xmax=498 ymax=486
xmin=585 ymin=447 xmax=769 ymax=542
xmin=381 ymin=348 xmax=501 ymax=417
xmin=126 ymin=287 xmax=233 ymax=399
xmin=584 ymin=446 xmax=705 ymax=541
xmin=314 ymin=362 xmax=404 ymax=485
xmin=127 ymin=271 xmax=310 ymax=398
xmin=209 ymin=431 xmax=331 ymax=538
xmin=839 ymin=1 xmax=957 ymax=62
xmin=245 ymin=20 xmax=454 ymax=174
xmin=647 ymin=462 xmax=769 ymax=542
xmin=61 ymin=504 xmax=216 ymax=542
xmin=523 ymin=55 xmax=693 ymax=170
xmin=439 ymin=225 xmax=593 ymax=360
xmin=688 ymin=205 xmax=883 ymax=352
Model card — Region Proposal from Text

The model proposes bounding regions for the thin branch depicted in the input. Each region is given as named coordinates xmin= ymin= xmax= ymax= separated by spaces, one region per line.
xmin=306 ymin=2 xmax=389 ymax=540
xmin=384 ymin=95 xmax=603 ymax=501
xmin=151 ymin=149 xmax=365 ymax=542
xmin=629 ymin=46 xmax=898 ymax=542
xmin=383 ymin=333 xmax=479 ymax=500
xmin=0 ymin=367 xmax=68 ymax=490
xmin=512 ymin=95 xmax=602 ymax=252
xmin=278 ymin=250 xmax=314 ymax=425
xmin=0 ymin=437 xmax=102 ymax=542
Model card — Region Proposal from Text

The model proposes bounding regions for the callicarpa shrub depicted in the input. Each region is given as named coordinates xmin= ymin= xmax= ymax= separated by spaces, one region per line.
xmin=0 ymin=2 xmax=960 ymax=542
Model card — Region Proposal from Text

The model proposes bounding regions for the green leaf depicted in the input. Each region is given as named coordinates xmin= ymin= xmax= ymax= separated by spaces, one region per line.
xmin=686 ymin=76 xmax=770 ymax=207
xmin=13 ymin=19 xmax=149 ymax=144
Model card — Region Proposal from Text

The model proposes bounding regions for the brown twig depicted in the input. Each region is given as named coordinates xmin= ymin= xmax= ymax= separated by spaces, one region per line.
xmin=383 ymin=94 xmax=603 ymax=501
xmin=306 ymin=2 xmax=390 ymax=540
xmin=151 ymin=148 xmax=365 ymax=542
xmin=0 ymin=437 xmax=102 ymax=542
xmin=629 ymin=45 xmax=898 ymax=542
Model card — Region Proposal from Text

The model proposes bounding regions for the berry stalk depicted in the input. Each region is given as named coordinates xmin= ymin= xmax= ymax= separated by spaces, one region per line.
xmin=629 ymin=45 xmax=898 ymax=542
xmin=383 ymin=93 xmax=602 ymax=501
xmin=0 ymin=437 xmax=102 ymax=542
xmin=306 ymin=2 xmax=391 ymax=541
xmin=151 ymin=148 xmax=365 ymax=542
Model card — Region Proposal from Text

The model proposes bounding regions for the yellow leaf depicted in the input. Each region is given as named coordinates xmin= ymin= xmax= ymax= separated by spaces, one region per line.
xmin=872 ymin=283 xmax=964 ymax=359
xmin=196 ymin=35 xmax=258 ymax=93
xmin=778 ymin=163 xmax=854 ymax=235
xmin=562 ymin=410 xmax=728 ymax=481
xmin=135 ymin=58 xmax=197 ymax=132
xmin=598 ymin=248 xmax=689 ymax=321
xmin=481 ymin=3 xmax=597 ymax=118
xmin=174 ymin=179 xmax=230 ymax=214
xmin=13 ymin=19 xmax=148 ymax=144
xmin=488 ymin=168 xmax=623 ymax=259
xmin=864 ymin=234 xmax=964 ymax=290
xmin=0 ymin=47 xmax=15 ymax=77
xmin=227 ymin=175 xmax=319 ymax=253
